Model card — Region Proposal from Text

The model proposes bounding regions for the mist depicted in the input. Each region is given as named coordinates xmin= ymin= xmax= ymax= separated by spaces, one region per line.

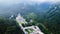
xmin=0 ymin=0 xmax=59 ymax=5
xmin=0 ymin=0 xmax=60 ymax=17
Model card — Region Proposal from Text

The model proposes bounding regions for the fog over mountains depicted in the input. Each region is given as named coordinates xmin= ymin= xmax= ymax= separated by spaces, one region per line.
xmin=0 ymin=0 xmax=60 ymax=17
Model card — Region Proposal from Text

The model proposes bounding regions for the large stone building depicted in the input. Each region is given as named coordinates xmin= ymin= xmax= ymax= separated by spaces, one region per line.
xmin=16 ymin=14 xmax=44 ymax=34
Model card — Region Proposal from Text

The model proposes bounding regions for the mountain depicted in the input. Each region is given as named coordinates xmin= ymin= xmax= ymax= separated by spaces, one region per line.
xmin=0 ymin=2 xmax=52 ymax=17
xmin=0 ymin=2 xmax=59 ymax=20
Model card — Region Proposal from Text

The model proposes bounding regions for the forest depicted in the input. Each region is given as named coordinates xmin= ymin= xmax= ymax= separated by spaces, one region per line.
xmin=0 ymin=1 xmax=60 ymax=34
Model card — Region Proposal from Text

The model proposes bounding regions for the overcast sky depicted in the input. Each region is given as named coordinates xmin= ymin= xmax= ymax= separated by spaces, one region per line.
xmin=0 ymin=0 xmax=60 ymax=5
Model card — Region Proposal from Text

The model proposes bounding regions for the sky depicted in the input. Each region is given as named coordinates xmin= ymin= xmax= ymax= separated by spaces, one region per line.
xmin=0 ymin=0 xmax=60 ymax=5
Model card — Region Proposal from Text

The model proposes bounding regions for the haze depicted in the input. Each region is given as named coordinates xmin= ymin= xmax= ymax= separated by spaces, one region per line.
xmin=0 ymin=0 xmax=59 ymax=5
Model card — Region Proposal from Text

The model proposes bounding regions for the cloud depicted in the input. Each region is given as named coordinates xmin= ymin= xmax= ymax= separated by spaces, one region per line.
xmin=0 ymin=0 xmax=22 ymax=5
xmin=0 ymin=0 xmax=59 ymax=5
xmin=28 ymin=0 xmax=60 ymax=3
